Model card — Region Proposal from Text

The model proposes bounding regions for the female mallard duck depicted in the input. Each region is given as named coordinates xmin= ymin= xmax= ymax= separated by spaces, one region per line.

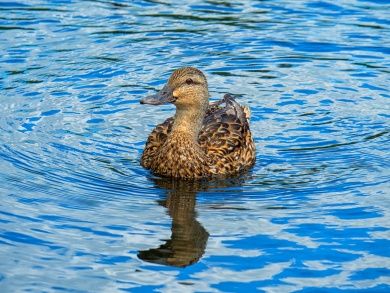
xmin=140 ymin=67 xmax=255 ymax=179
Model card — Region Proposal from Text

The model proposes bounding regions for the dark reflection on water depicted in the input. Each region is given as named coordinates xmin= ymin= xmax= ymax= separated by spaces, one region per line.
xmin=138 ymin=176 xmax=254 ymax=267
xmin=138 ymin=179 xmax=209 ymax=267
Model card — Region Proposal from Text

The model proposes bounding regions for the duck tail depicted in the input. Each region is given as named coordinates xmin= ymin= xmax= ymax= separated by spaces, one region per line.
xmin=223 ymin=94 xmax=250 ymax=122
xmin=242 ymin=105 xmax=251 ymax=121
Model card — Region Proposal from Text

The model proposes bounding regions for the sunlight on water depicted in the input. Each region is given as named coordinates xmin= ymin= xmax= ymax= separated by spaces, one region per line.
xmin=0 ymin=0 xmax=389 ymax=292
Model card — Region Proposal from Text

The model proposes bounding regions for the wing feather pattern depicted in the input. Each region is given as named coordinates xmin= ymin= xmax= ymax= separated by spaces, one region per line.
xmin=199 ymin=94 xmax=255 ymax=175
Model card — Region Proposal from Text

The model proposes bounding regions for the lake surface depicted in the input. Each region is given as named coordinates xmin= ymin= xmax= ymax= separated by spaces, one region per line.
xmin=1 ymin=0 xmax=389 ymax=292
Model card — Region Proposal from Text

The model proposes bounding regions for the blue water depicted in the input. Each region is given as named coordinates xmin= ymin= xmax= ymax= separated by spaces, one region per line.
xmin=1 ymin=0 xmax=389 ymax=292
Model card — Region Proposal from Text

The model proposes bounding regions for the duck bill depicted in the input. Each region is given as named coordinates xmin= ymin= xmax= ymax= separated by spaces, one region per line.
xmin=140 ymin=85 xmax=175 ymax=105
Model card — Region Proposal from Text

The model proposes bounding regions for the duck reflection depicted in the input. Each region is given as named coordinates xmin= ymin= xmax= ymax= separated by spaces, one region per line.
xmin=138 ymin=178 xmax=209 ymax=267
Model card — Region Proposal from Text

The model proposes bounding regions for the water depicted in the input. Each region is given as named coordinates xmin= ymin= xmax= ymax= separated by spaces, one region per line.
xmin=0 ymin=0 xmax=389 ymax=292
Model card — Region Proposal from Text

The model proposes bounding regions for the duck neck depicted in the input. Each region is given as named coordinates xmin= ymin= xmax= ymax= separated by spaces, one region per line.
xmin=170 ymin=107 xmax=205 ymax=141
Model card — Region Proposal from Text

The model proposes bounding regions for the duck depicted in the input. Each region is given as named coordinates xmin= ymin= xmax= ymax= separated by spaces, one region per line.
xmin=140 ymin=67 xmax=256 ymax=179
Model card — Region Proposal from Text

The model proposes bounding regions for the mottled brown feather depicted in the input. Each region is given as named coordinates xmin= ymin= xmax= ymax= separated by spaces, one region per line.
xmin=141 ymin=94 xmax=256 ymax=178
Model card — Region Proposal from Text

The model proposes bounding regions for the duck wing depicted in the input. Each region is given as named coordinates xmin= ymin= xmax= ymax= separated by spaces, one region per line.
xmin=199 ymin=94 xmax=256 ymax=175
xmin=141 ymin=117 xmax=174 ymax=169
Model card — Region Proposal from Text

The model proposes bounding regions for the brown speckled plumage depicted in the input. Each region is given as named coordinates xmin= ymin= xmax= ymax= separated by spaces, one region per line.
xmin=140 ymin=67 xmax=255 ymax=179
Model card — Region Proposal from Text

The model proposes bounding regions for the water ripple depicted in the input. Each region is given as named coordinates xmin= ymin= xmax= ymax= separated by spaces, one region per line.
xmin=1 ymin=0 xmax=389 ymax=291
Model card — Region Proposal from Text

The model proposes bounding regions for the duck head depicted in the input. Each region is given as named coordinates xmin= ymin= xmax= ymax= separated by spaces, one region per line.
xmin=141 ymin=67 xmax=209 ymax=111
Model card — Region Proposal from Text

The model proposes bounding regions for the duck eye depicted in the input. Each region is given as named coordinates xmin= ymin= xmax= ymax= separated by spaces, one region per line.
xmin=185 ymin=78 xmax=193 ymax=85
